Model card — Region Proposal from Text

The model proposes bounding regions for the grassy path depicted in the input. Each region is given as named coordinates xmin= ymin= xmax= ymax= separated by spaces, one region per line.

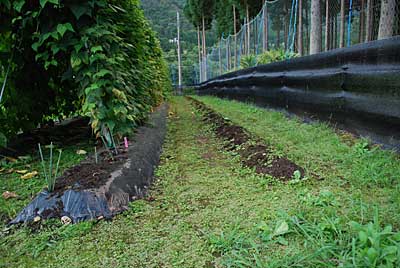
xmin=1 ymin=97 xmax=277 ymax=267
xmin=1 ymin=96 xmax=400 ymax=267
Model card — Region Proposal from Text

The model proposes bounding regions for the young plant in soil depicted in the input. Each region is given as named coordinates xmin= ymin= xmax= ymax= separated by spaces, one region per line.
xmin=38 ymin=142 xmax=62 ymax=192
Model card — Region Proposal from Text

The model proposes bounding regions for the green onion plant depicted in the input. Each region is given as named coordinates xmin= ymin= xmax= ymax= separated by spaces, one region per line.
xmin=38 ymin=142 xmax=62 ymax=192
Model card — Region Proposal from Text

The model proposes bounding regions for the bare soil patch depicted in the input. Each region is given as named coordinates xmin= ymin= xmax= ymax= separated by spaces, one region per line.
xmin=189 ymin=97 xmax=304 ymax=181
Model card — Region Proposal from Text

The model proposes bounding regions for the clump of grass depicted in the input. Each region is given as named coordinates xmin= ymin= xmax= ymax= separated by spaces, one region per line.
xmin=38 ymin=142 xmax=62 ymax=192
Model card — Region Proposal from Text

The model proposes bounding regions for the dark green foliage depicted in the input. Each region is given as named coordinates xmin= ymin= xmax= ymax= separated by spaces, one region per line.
xmin=240 ymin=54 xmax=257 ymax=68
xmin=215 ymin=0 xmax=237 ymax=37
xmin=0 ymin=0 xmax=170 ymax=141
xmin=141 ymin=0 xmax=218 ymax=85
xmin=232 ymin=0 xmax=263 ymax=19
xmin=142 ymin=0 xmax=198 ymax=52
xmin=184 ymin=0 xmax=214 ymax=30
xmin=257 ymin=49 xmax=298 ymax=65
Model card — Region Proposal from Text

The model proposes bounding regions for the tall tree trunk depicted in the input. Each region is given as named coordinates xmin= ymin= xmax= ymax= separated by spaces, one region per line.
xmin=339 ymin=0 xmax=345 ymax=47
xmin=264 ymin=1 xmax=269 ymax=51
xmin=243 ymin=18 xmax=246 ymax=55
xmin=233 ymin=4 xmax=237 ymax=68
xmin=219 ymin=40 xmax=222 ymax=75
xmin=202 ymin=15 xmax=207 ymax=81
xmin=284 ymin=1 xmax=288 ymax=50
xmin=254 ymin=19 xmax=257 ymax=53
xmin=310 ymin=0 xmax=322 ymax=54
xmin=334 ymin=15 xmax=337 ymax=48
xmin=298 ymin=0 xmax=303 ymax=55
xmin=228 ymin=38 xmax=231 ymax=70
xmin=305 ymin=0 xmax=309 ymax=54
xmin=325 ymin=0 xmax=330 ymax=51
xmin=246 ymin=4 xmax=250 ymax=55
xmin=197 ymin=26 xmax=202 ymax=82
xmin=365 ymin=0 xmax=373 ymax=41
xmin=284 ymin=18 xmax=288 ymax=50
xmin=277 ymin=24 xmax=281 ymax=47
xmin=378 ymin=0 xmax=396 ymax=39
xmin=330 ymin=15 xmax=335 ymax=48
xmin=359 ymin=0 xmax=365 ymax=42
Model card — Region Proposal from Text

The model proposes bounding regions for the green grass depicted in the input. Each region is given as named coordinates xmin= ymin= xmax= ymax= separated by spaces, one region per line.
xmin=189 ymin=96 xmax=400 ymax=266
xmin=0 ymin=96 xmax=399 ymax=267
xmin=193 ymin=96 xmax=400 ymax=187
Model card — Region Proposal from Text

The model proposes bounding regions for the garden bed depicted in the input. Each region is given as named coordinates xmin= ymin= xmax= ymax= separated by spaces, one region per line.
xmin=10 ymin=104 xmax=168 ymax=224
xmin=189 ymin=97 xmax=304 ymax=181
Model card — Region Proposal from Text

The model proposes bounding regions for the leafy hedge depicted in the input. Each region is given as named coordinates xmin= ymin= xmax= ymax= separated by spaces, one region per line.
xmin=0 ymin=0 xmax=171 ymax=145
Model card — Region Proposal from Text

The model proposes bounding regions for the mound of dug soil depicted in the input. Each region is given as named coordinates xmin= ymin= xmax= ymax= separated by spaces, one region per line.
xmin=189 ymin=97 xmax=304 ymax=181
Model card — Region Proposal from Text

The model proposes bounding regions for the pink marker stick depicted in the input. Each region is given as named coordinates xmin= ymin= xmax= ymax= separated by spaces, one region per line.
xmin=124 ymin=137 xmax=129 ymax=148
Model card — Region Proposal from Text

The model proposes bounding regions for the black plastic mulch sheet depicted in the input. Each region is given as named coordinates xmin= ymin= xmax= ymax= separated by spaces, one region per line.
xmin=10 ymin=104 xmax=168 ymax=224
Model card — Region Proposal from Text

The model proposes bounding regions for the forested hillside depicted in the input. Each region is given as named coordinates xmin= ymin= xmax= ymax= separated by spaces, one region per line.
xmin=141 ymin=0 xmax=195 ymax=52
xmin=140 ymin=0 xmax=217 ymax=85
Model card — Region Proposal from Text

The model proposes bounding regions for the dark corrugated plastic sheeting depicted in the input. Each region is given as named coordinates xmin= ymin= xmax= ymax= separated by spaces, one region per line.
xmin=196 ymin=37 xmax=400 ymax=151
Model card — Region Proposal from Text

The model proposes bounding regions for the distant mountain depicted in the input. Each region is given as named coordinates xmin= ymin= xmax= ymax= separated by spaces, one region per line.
xmin=140 ymin=0 xmax=195 ymax=52
xmin=140 ymin=0 xmax=217 ymax=85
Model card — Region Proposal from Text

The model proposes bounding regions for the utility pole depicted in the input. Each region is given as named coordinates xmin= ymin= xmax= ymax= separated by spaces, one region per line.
xmin=177 ymin=12 xmax=182 ymax=90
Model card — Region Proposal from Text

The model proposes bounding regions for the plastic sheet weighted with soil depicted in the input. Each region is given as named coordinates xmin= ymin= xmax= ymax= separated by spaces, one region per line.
xmin=10 ymin=104 xmax=168 ymax=224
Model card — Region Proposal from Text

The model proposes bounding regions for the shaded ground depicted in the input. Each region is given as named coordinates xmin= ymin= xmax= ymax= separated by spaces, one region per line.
xmin=1 ymin=97 xmax=400 ymax=267
xmin=0 ymin=117 xmax=92 ymax=158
